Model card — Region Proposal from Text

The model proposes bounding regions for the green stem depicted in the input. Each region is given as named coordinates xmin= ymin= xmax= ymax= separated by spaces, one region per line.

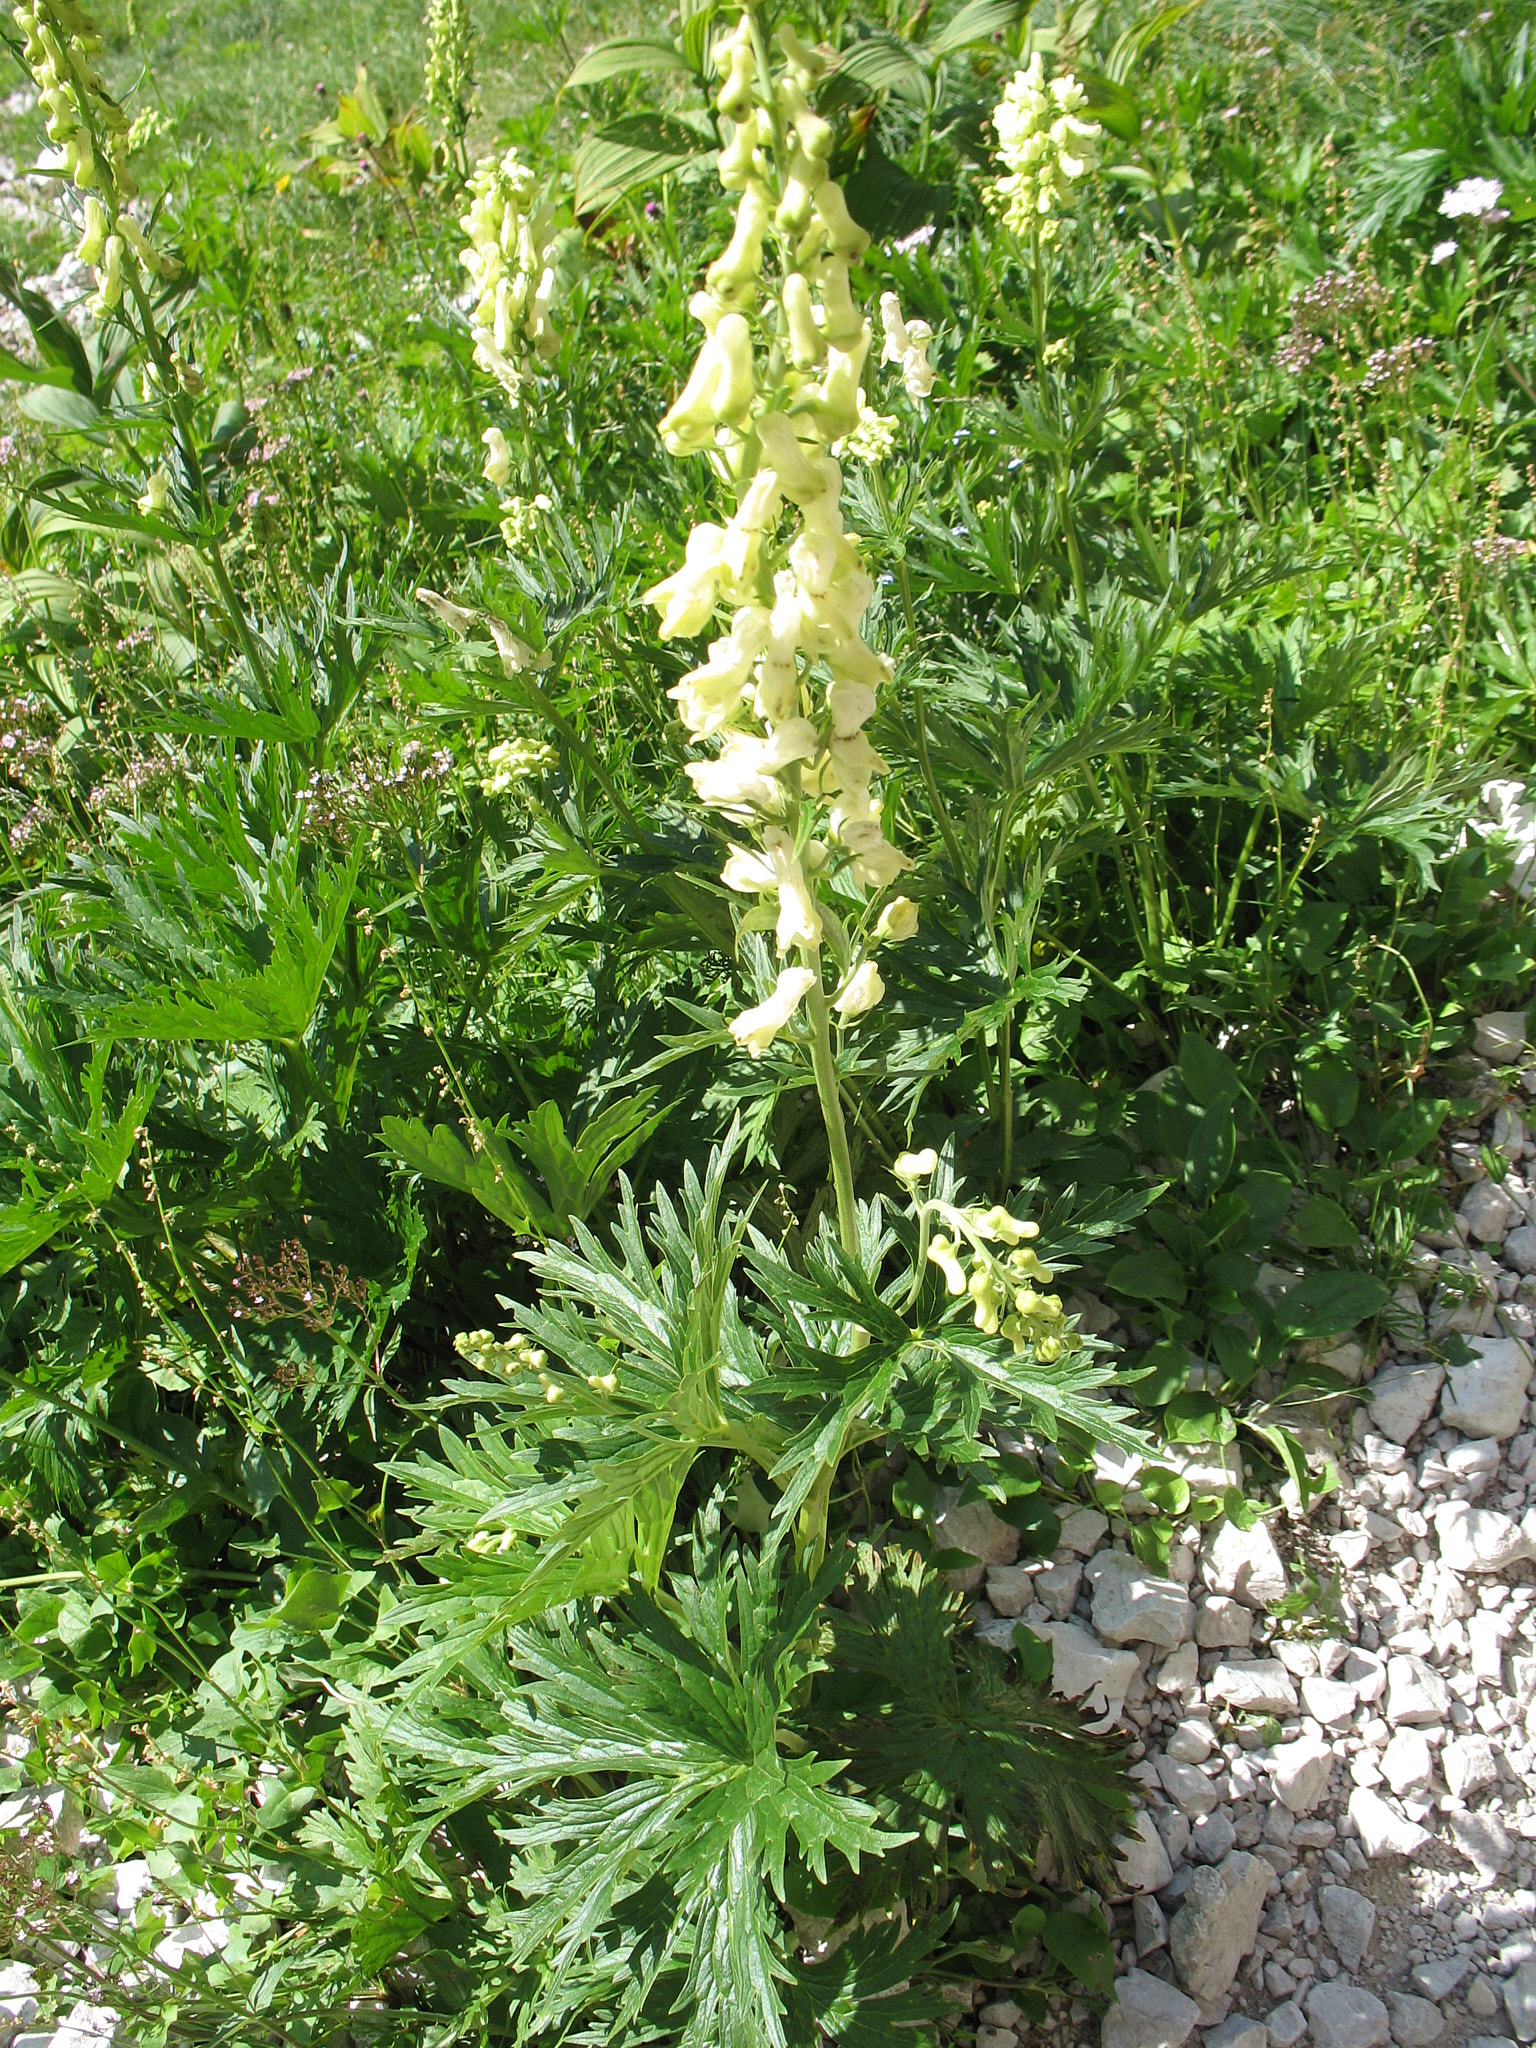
xmin=804 ymin=965 xmax=859 ymax=1262
xmin=1214 ymin=803 xmax=1267 ymax=951
xmin=126 ymin=270 xmax=272 ymax=696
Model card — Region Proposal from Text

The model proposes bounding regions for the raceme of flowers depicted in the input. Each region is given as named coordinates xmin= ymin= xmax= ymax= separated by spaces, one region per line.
xmin=988 ymin=54 xmax=1100 ymax=241
xmin=12 ymin=0 xmax=177 ymax=316
xmin=641 ymin=14 xmax=932 ymax=1059
xmin=894 ymin=1151 xmax=1078 ymax=1361
xmin=460 ymin=147 xmax=560 ymax=403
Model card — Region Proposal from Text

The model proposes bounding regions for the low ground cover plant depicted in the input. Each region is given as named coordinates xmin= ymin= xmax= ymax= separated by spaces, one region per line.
xmin=0 ymin=0 xmax=1530 ymax=2039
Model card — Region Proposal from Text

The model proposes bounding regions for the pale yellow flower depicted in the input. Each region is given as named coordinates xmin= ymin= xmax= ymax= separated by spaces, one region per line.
xmin=730 ymin=965 xmax=816 ymax=1057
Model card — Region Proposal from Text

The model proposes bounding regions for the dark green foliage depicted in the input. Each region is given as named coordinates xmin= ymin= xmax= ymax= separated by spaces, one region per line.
xmin=0 ymin=0 xmax=1531 ymax=2039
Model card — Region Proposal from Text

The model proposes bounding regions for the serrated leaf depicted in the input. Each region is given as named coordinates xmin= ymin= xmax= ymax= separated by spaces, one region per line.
xmin=380 ymin=1114 xmax=547 ymax=1234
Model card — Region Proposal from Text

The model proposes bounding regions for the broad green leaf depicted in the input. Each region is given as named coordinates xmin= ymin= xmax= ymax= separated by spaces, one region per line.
xmin=565 ymin=36 xmax=689 ymax=86
xmin=18 ymin=386 xmax=101 ymax=431
xmin=574 ymin=113 xmax=713 ymax=217
xmin=0 ymin=345 xmax=79 ymax=390
xmin=1106 ymin=1246 xmax=1186 ymax=1305
xmin=1299 ymin=1051 xmax=1358 ymax=1132
xmin=1078 ymin=68 xmax=1141 ymax=141
xmin=97 ymin=1764 xmax=202 ymax=1827
xmin=253 ymin=1567 xmax=353 ymax=1634
xmin=1042 ymin=1906 xmax=1115 ymax=1996
xmin=1185 ymin=1102 xmax=1236 ymax=1201
xmin=1126 ymin=1340 xmax=1189 ymax=1407
xmin=1275 ymin=1270 xmax=1389 ymax=1340
xmin=1290 ymin=1196 xmax=1359 ymax=1250
xmin=929 ymin=0 xmax=1032 ymax=55
xmin=836 ymin=33 xmax=929 ymax=98
xmin=1178 ymin=1033 xmax=1240 ymax=1109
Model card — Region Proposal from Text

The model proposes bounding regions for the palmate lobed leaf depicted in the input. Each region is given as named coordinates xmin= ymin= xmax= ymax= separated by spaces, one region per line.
xmin=811 ymin=1547 xmax=1133 ymax=1895
xmin=367 ymin=1537 xmax=906 ymax=2048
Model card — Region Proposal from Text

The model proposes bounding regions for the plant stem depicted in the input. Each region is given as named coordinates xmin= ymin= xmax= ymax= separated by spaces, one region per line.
xmin=804 ymin=965 xmax=859 ymax=1261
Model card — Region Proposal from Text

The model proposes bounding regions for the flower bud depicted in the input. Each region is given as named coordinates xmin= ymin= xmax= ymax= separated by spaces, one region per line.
xmin=781 ymin=272 xmax=825 ymax=370
xmin=876 ymin=896 xmax=919 ymax=944
xmin=714 ymin=15 xmax=756 ymax=122
xmin=893 ymin=1147 xmax=937 ymax=1180
xmin=137 ymin=468 xmax=169 ymax=515
xmin=833 ymin=959 xmax=883 ymax=1019
xmin=706 ymin=182 xmax=771 ymax=306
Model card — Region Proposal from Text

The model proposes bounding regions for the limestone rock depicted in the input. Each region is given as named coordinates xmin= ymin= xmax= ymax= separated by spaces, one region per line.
xmin=1207 ymin=1661 xmax=1299 ymax=1715
xmin=934 ymin=1489 xmax=1019 ymax=1588
xmin=1060 ymin=1507 xmax=1110 ymax=1555
xmin=1135 ymin=1893 xmax=1169 ymax=1957
xmin=1503 ymin=1960 xmax=1536 ymax=2044
xmin=1384 ymin=1996 xmax=1444 ymax=2048
xmin=1461 ymin=1180 xmax=1519 ymax=1244
xmin=1102 ymin=1969 xmax=1203 ymax=2048
xmin=1300 ymin=1675 xmax=1356 ymax=1727
xmin=1264 ymin=1735 xmax=1335 ymax=1816
xmin=1157 ymin=1641 xmax=1200 ymax=1694
xmin=1167 ymin=1717 xmax=1215 ymax=1764
xmin=1204 ymin=1518 xmax=1288 ymax=1608
xmin=1448 ymin=1807 xmax=1512 ymax=1885
xmin=1473 ymin=1010 xmax=1527 ymax=1060
xmin=1411 ymin=1960 xmax=1471 ymax=2000
xmin=1385 ymin=1654 xmax=1450 ymax=1726
xmin=113 ymin=1859 xmax=155 ymax=1915
xmin=1207 ymin=2023 xmax=1268 ymax=2048
xmin=1367 ymin=1364 xmax=1445 ymax=1446
xmin=1439 ymin=1337 xmax=1533 ymax=1441
xmin=1196 ymin=1596 xmax=1253 ymax=1648
xmin=1347 ymin=1785 xmax=1430 ymax=1859
xmin=1168 ymin=1852 xmax=1270 ymax=2005
xmin=1306 ymin=1986 xmax=1390 ymax=2048
xmin=985 ymin=1563 xmax=1036 ymax=1617
xmin=1443 ymin=1734 xmax=1499 ymax=1800
xmin=1191 ymin=1813 xmax=1237 ymax=1865
xmin=1115 ymin=1810 xmax=1175 ymax=1895
xmin=1087 ymin=1552 xmax=1194 ymax=1650
xmin=1505 ymin=1225 xmax=1536 ymax=1277
xmin=1034 ymin=1620 xmax=1142 ymax=1728
xmin=1434 ymin=1499 xmax=1536 ymax=1573
xmin=1157 ymin=1755 xmax=1220 ymax=1818
xmin=1036 ymin=1560 xmax=1082 ymax=1619
xmin=1379 ymin=1729 xmax=1433 ymax=1796
xmin=1319 ymin=1885 xmax=1377 ymax=1970
xmin=1266 ymin=2003 xmax=1307 ymax=2048
xmin=0 ymin=1963 xmax=38 ymax=2025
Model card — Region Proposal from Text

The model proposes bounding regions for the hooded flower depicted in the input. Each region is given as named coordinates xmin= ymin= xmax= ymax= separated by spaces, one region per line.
xmin=721 ymin=824 xmax=823 ymax=952
xmin=730 ymin=965 xmax=816 ymax=1057
xmin=879 ymin=293 xmax=935 ymax=402
xmin=481 ymin=427 xmax=512 ymax=485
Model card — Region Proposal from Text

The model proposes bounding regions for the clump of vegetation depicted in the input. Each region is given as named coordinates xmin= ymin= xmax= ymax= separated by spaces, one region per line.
xmin=0 ymin=0 xmax=1530 ymax=2039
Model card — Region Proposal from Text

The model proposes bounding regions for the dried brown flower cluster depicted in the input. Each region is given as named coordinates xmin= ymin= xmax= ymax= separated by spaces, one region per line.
xmin=296 ymin=739 xmax=456 ymax=845
xmin=1273 ymin=270 xmax=1381 ymax=375
xmin=228 ymin=1240 xmax=369 ymax=1331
